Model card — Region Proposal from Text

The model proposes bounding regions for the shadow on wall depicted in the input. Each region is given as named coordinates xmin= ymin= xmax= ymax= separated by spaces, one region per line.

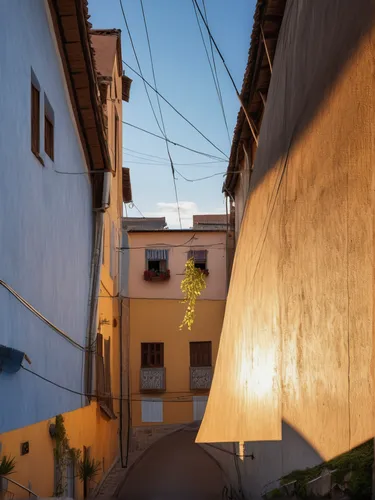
xmin=201 ymin=421 xmax=322 ymax=499
xmin=250 ymin=0 xmax=375 ymax=195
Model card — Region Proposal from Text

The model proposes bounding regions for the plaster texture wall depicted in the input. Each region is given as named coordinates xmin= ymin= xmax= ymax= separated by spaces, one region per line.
xmin=128 ymin=231 xmax=227 ymax=300
xmin=130 ymin=299 xmax=225 ymax=427
xmin=0 ymin=0 xmax=93 ymax=433
xmin=198 ymin=0 xmax=375 ymax=497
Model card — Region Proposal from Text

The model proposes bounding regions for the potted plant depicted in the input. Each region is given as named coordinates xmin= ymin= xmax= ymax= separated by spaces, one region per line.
xmin=144 ymin=269 xmax=170 ymax=282
xmin=78 ymin=455 xmax=101 ymax=498
xmin=0 ymin=456 xmax=16 ymax=492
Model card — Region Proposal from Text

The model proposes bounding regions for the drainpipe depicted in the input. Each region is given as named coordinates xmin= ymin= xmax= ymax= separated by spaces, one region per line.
xmin=119 ymin=297 xmax=124 ymax=467
xmin=86 ymin=172 xmax=111 ymax=398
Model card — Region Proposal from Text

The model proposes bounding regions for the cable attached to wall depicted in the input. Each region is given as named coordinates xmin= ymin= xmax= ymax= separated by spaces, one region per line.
xmin=0 ymin=279 xmax=90 ymax=352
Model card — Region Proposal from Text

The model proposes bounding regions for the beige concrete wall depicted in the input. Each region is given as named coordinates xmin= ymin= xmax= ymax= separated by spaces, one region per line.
xmin=198 ymin=0 xmax=375 ymax=497
xmin=128 ymin=231 xmax=227 ymax=300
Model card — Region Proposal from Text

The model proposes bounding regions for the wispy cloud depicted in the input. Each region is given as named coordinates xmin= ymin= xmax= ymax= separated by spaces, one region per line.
xmin=144 ymin=201 xmax=198 ymax=228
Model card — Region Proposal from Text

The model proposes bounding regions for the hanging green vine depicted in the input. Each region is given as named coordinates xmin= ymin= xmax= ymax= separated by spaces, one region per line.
xmin=180 ymin=257 xmax=207 ymax=330
xmin=53 ymin=415 xmax=81 ymax=497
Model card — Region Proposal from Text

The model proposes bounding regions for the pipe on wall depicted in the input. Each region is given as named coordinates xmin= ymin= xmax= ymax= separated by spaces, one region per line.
xmin=86 ymin=172 xmax=111 ymax=398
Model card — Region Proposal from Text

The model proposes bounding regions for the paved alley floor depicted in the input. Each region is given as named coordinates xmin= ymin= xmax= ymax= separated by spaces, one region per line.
xmin=117 ymin=425 xmax=225 ymax=500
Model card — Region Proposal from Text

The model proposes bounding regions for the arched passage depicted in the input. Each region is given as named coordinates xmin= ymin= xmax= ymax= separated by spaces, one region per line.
xmin=118 ymin=425 xmax=225 ymax=500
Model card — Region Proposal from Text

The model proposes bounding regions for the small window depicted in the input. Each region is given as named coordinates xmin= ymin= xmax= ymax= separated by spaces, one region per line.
xmin=114 ymin=111 xmax=119 ymax=172
xmin=190 ymin=341 xmax=212 ymax=367
xmin=141 ymin=342 xmax=164 ymax=368
xmin=110 ymin=222 xmax=116 ymax=279
xmin=146 ymin=249 xmax=168 ymax=272
xmin=45 ymin=115 xmax=54 ymax=160
xmin=102 ymin=224 xmax=105 ymax=265
xmin=44 ymin=94 xmax=54 ymax=161
xmin=188 ymin=250 xmax=207 ymax=271
xmin=96 ymin=333 xmax=114 ymax=415
xmin=31 ymin=83 xmax=40 ymax=155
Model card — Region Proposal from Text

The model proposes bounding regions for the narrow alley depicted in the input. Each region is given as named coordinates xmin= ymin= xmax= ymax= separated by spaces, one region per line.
xmin=117 ymin=425 xmax=225 ymax=500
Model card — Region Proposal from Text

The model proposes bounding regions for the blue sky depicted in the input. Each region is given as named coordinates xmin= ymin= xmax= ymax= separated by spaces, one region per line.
xmin=88 ymin=0 xmax=255 ymax=227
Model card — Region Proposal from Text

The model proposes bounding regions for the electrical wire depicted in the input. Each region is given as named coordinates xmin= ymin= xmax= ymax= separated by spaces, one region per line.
xmin=122 ymin=59 xmax=229 ymax=160
xmin=192 ymin=0 xmax=231 ymax=146
xmin=127 ymin=202 xmax=145 ymax=218
xmin=139 ymin=0 xmax=182 ymax=228
xmin=119 ymin=0 xmax=164 ymax=137
xmin=21 ymin=365 xmax=207 ymax=403
xmin=123 ymin=147 xmax=227 ymax=165
xmin=205 ymin=443 xmax=255 ymax=459
xmin=192 ymin=0 xmax=240 ymax=96
xmin=0 ymin=279 xmax=91 ymax=352
xmin=202 ymin=0 xmax=230 ymax=144
xmin=119 ymin=234 xmax=197 ymax=250
xmin=122 ymin=121 xmax=226 ymax=161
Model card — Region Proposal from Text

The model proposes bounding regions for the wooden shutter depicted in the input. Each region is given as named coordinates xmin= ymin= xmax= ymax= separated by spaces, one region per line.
xmin=96 ymin=333 xmax=105 ymax=399
xmin=190 ymin=342 xmax=212 ymax=367
xmin=104 ymin=338 xmax=113 ymax=410
xmin=114 ymin=112 xmax=119 ymax=172
xmin=141 ymin=343 xmax=164 ymax=367
xmin=45 ymin=115 xmax=54 ymax=160
xmin=31 ymin=84 xmax=40 ymax=155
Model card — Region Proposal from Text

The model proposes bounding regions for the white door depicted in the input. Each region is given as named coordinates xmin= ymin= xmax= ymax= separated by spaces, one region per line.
xmin=193 ymin=396 xmax=208 ymax=421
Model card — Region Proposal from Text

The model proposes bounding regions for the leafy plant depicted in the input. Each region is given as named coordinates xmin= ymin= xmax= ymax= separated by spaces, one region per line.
xmin=78 ymin=455 xmax=101 ymax=497
xmin=53 ymin=415 xmax=80 ymax=497
xmin=280 ymin=439 xmax=374 ymax=499
xmin=0 ymin=456 xmax=16 ymax=476
xmin=180 ymin=257 xmax=207 ymax=330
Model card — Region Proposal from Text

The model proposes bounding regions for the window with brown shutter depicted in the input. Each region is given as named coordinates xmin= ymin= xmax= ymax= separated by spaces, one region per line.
xmin=31 ymin=83 xmax=40 ymax=156
xmin=190 ymin=341 xmax=212 ymax=367
xmin=114 ymin=111 xmax=119 ymax=172
xmin=96 ymin=332 xmax=114 ymax=416
xmin=104 ymin=338 xmax=113 ymax=411
xmin=45 ymin=114 xmax=54 ymax=160
xmin=141 ymin=343 xmax=164 ymax=367
xmin=96 ymin=333 xmax=105 ymax=398
xmin=188 ymin=250 xmax=208 ymax=271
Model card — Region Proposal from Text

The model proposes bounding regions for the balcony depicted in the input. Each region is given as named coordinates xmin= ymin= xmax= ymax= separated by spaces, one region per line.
xmin=190 ymin=366 xmax=212 ymax=390
xmin=140 ymin=367 xmax=166 ymax=392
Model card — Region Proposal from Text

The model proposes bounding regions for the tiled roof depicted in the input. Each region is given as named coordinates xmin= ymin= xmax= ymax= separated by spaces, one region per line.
xmin=47 ymin=0 xmax=112 ymax=208
xmin=223 ymin=0 xmax=286 ymax=195
xmin=91 ymin=29 xmax=122 ymax=77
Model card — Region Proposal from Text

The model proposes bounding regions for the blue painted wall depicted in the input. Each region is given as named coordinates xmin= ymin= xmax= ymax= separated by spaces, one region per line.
xmin=0 ymin=0 xmax=93 ymax=433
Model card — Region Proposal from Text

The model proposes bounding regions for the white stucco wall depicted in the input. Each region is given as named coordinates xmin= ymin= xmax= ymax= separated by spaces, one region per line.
xmin=0 ymin=0 xmax=93 ymax=433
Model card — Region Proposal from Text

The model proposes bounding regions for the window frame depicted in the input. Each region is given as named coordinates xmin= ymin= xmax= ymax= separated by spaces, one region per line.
xmin=188 ymin=250 xmax=208 ymax=271
xmin=114 ymin=110 xmax=119 ymax=172
xmin=31 ymin=83 xmax=40 ymax=157
xmin=190 ymin=341 xmax=212 ymax=367
xmin=44 ymin=114 xmax=54 ymax=160
xmin=141 ymin=342 xmax=164 ymax=368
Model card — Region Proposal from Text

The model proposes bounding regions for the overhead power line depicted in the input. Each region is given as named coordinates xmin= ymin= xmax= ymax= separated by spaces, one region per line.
xmin=122 ymin=121 xmax=226 ymax=161
xmin=126 ymin=202 xmax=145 ymax=218
xmin=192 ymin=0 xmax=240 ymax=95
xmin=21 ymin=365 xmax=201 ymax=403
xmin=192 ymin=0 xmax=231 ymax=146
xmin=139 ymin=0 xmax=182 ymax=228
xmin=191 ymin=0 xmax=258 ymax=145
xmin=122 ymin=59 xmax=229 ymax=160
xmin=119 ymin=0 xmax=164 ymax=136
xmin=123 ymin=147 xmax=227 ymax=165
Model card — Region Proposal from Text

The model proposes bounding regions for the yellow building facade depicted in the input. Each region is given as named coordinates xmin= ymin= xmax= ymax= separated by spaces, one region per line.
xmin=124 ymin=228 xmax=227 ymax=430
